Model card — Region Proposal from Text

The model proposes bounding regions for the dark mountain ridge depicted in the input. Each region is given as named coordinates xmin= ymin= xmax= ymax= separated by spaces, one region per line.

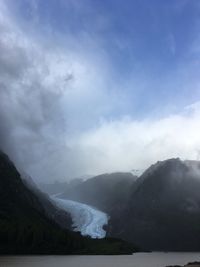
xmin=61 ymin=172 xmax=137 ymax=213
xmin=21 ymin=173 xmax=72 ymax=230
xmin=109 ymin=158 xmax=200 ymax=251
xmin=55 ymin=157 xmax=200 ymax=251
xmin=0 ymin=150 xmax=138 ymax=254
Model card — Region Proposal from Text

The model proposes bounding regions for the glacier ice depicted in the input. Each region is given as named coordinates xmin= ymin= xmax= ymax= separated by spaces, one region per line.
xmin=51 ymin=195 xmax=108 ymax=239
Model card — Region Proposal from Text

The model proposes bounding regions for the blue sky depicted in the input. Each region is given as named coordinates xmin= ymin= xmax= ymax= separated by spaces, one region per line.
xmin=1 ymin=0 xmax=200 ymax=181
xmin=9 ymin=0 xmax=200 ymax=119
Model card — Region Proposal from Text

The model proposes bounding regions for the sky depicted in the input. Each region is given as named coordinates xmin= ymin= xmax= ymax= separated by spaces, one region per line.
xmin=1 ymin=0 xmax=200 ymax=182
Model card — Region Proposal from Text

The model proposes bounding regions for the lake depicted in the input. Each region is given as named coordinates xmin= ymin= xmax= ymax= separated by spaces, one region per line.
xmin=1 ymin=252 xmax=200 ymax=267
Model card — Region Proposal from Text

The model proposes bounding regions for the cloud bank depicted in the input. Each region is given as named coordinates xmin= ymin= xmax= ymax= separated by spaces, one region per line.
xmin=0 ymin=0 xmax=124 ymax=181
xmin=1 ymin=1 xmax=200 ymax=182
xmin=68 ymin=103 xmax=200 ymax=176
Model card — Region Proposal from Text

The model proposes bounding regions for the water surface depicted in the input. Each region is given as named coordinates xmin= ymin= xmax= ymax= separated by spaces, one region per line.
xmin=1 ymin=252 xmax=200 ymax=267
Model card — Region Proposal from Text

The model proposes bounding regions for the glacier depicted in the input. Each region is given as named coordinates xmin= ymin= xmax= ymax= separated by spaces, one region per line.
xmin=51 ymin=195 xmax=108 ymax=239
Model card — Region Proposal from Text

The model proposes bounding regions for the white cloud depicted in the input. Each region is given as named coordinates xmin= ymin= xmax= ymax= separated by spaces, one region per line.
xmin=67 ymin=103 xmax=200 ymax=176
xmin=1 ymin=0 xmax=200 ymax=182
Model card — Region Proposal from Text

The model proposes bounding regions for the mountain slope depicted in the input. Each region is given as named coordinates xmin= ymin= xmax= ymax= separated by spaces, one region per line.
xmin=0 ymin=151 xmax=138 ymax=254
xmin=21 ymin=173 xmax=72 ymax=230
xmin=0 ymin=151 xmax=83 ymax=254
xmin=61 ymin=172 xmax=137 ymax=213
xmin=109 ymin=158 xmax=200 ymax=251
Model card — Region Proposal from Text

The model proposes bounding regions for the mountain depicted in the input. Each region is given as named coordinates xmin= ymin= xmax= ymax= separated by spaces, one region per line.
xmin=61 ymin=172 xmax=137 ymax=213
xmin=109 ymin=158 xmax=200 ymax=251
xmin=0 ymin=151 xmax=138 ymax=254
xmin=40 ymin=158 xmax=200 ymax=251
xmin=21 ymin=173 xmax=72 ymax=230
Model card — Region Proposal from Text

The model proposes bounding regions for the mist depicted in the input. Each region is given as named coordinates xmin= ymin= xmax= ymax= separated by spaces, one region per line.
xmin=3 ymin=0 xmax=200 ymax=259
xmin=0 ymin=0 xmax=115 ymax=182
xmin=1 ymin=0 xmax=200 ymax=183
